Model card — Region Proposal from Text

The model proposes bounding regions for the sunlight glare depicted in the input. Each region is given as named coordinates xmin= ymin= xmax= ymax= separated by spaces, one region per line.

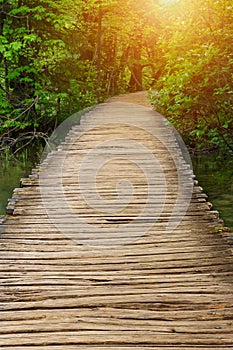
xmin=160 ymin=0 xmax=180 ymax=4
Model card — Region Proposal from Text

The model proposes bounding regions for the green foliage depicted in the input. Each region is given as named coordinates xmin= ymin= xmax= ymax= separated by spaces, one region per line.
xmin=150 ymin=0 xmax=233 ymax=154
xmin=0 ymin=0 xmax=162 ymax=153
xmin=2 ymin=0 xmax=232 ymax=155
xmin=0 ymin=0 xmax=97 ymax=151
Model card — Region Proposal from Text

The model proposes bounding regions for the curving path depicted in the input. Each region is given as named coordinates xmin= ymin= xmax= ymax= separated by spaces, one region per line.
xmin=0 ymin=92 xmax=233 ymax=349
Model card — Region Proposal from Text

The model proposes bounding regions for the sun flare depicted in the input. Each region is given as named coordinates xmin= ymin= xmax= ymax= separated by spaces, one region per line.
xmin=160 ymin=0 xmax=180 ymax=4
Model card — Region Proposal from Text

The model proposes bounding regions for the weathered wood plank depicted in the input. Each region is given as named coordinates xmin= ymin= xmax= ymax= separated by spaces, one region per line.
xmin=0 ymin=330 xmax=233 ymax=346
xmin=1 ymin=306 xmax=233 ymax=322
xmin=2 ymin=347 xmax=233 ymax=350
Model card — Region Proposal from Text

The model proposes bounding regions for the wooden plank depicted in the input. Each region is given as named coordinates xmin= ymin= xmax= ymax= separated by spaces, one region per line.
xmin=1 ymin=306 xmax=233 ymax=322
xmin=0 ymin=330 xmax=233 ymax=346
xmin=0 ymin=317 xmax=232 ymax=335
xmin=2 ymin=347 xmax=233 ymax=350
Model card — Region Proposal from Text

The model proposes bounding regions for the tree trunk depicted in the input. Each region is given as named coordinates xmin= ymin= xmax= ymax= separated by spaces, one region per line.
xmin=128 ymin=47 xmax=143 ymax=92
xmin=97 ymin=2 xmax=102 ymax=102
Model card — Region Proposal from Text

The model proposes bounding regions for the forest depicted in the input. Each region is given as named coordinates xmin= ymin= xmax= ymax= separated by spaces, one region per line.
xmin=0 ymin=0 xmax=233 ymax=155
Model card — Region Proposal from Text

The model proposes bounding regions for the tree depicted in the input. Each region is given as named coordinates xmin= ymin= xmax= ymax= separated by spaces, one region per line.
xmin=0 ymin=0 xmax=163 ymax=153
xmin=150 ymin=0 xmax=233 ymax=153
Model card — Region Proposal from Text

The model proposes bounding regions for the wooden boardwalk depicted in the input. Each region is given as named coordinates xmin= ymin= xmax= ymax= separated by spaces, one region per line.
xmin=0 ymin=92 xmax=233 ymax=349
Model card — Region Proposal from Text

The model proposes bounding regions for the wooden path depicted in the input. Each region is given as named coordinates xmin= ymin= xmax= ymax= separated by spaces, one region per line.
xmin=0 ymin=92 xmax=233 ymax=349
